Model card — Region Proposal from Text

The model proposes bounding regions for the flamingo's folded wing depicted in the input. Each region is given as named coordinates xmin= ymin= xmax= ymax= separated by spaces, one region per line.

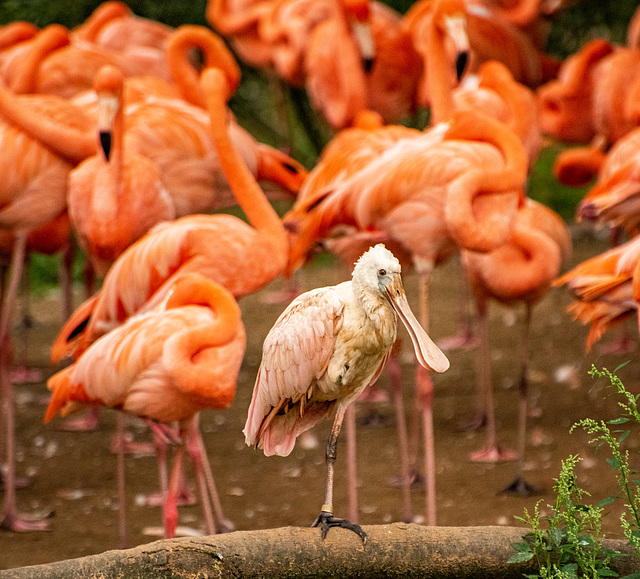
xmin=244 ymin=287 xmax=344 ymax=456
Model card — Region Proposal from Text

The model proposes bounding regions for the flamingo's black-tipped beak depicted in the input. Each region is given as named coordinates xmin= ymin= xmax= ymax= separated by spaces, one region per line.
xmin=362 ymin=56 xmax=375 ymax=74
xmin=456 ymin=50 xmax=469 ymax=80
xmin=99 ymin=130 xmax=112 ymax=161
xmin=351 ymin=20 xmax=375 ymax=75
xmin=444 ymin=14 xmax=469 ymax=82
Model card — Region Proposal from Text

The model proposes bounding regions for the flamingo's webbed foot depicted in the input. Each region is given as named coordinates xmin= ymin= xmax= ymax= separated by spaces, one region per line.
xmin=312 ymin=510 xmax=367 ymax=543
xmin=0 ymin=509 xmax=52 ymax=532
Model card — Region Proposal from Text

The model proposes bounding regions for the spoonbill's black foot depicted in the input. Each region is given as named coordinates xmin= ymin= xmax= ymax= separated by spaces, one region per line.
xmin=312 ymin=510 xmax=367 ymax=543
xmin=501 ymin=476 xmax=539 ymax=497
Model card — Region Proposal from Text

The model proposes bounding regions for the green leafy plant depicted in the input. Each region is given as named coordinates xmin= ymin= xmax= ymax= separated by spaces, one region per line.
xmin=574 ymin=366 xmax=640 ymax=559
xmin=509 ymin=454 xmax=620 ymax=578
xmin=509 ymin=365 xmax=640 ymax=578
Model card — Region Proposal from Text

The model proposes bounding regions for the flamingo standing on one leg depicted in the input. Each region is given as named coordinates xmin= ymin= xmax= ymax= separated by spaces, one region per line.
xmin=321 ymin=227 xmax=414 ymax=522
xmin=45 ymin=272 xmax=246 ymax=540
xmin=461 ymin=199 xmax=571 ymax=492
xmin=0 ymin=77 xmax=95 ymax=532
xmin=244 ymin=244 xmax=449 ymax=541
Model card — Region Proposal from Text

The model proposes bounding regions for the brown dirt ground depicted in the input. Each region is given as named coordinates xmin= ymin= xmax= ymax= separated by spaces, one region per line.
xmin=2 ymin=227 xmax=639 ymax=570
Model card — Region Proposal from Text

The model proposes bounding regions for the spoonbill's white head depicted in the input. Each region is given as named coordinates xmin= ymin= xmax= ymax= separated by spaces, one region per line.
xmin=353 ymin=244 xmax=450 ymax=374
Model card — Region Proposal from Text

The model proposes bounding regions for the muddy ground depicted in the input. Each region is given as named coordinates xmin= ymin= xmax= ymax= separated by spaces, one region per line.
xmin=2 ymin=227 xmax=639 ymax=570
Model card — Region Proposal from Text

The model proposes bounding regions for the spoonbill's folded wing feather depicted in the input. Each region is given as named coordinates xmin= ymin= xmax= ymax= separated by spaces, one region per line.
xmin=244 ymin=287 xmax=344 ymax=456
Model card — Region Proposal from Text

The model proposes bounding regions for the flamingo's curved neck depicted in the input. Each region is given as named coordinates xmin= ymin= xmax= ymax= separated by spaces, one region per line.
xmin=10 ymin=25 xmax=70 ymax=94
xmin=426 ymin=18 xmax=455 ymax=125
xmin=203 ymin=69 xmax=288 ymax=255
xmin=492 ymin=222 xmax=561 ymax=298
xmin=445 ymin=110 xmax=528 ymax=181
xmin=165 ymin=273 xmax=241 ymax=346
xmin=0 ymin=87 xmax=95 ymax=163
xmin=166 ymin=26 xmax=241 ymax=109
xmin=74 ymin=2 xmax=130 ymax=43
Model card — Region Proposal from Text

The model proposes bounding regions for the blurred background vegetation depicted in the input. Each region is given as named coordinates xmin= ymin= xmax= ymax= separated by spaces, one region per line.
xmin=0 ymin=0 xmax=637 ymax=289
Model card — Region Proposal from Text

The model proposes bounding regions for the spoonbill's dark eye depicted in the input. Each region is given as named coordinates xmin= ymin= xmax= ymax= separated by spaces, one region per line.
xmin=378 ymin=269 xmax=386 ymax=276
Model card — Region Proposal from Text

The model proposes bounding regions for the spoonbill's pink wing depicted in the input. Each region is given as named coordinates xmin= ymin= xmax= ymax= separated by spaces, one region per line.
xmin=244 ymin=287 xmax=344 ymax=457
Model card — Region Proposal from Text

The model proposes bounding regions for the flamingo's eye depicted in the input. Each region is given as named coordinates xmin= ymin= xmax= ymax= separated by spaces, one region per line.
xmin=378 ymin=269 xmax=386 ymax=276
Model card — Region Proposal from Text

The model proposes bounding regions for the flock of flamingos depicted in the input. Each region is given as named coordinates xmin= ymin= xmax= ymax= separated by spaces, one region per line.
xmin=0 ymin=0 xmax=639 ymax=553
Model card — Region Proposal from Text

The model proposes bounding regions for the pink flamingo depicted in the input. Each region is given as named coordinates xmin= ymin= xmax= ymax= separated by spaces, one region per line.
xmin=45 ymin=272 xmax=245 ymax=541
xmin=462 ymin=199 xmax=571 ymax=492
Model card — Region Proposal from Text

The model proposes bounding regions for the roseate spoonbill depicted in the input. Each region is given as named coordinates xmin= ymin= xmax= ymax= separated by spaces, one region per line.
xmin=45 ymin=272 xmax=245 ymax=541
xmin=244 ymin=244 xmax=449 ymax=541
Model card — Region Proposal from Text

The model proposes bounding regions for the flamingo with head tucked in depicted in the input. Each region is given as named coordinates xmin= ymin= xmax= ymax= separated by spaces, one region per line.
xmin=45 ymin=272 xmax=245 ymax=541
xmin=461 ymin=199 xmax=571 ymax=494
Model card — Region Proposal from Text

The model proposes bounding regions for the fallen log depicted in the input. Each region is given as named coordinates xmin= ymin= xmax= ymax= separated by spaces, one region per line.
xmin=2 ymin=524 xmax=639 ymax=578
